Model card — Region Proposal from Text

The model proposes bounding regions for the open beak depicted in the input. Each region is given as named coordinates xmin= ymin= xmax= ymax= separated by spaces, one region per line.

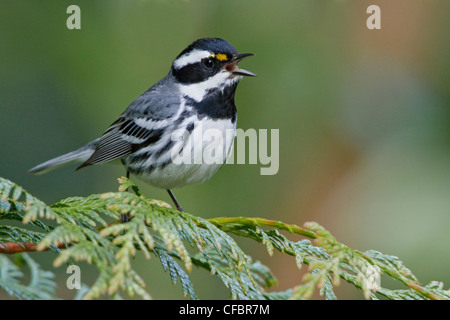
xmin=226 ymin=53 xmax=257 ymax=77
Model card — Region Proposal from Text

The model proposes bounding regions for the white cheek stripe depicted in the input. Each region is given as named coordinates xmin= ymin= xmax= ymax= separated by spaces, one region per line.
xmin=173 ymin=49 xmax=211 ymax=69
xmin=178 ymin=72 xmax=241 ymax=102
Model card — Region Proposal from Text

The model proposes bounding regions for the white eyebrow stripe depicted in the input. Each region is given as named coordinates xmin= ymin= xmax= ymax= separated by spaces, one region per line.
xmin=173 ymin=49 xmax=212 ymax=69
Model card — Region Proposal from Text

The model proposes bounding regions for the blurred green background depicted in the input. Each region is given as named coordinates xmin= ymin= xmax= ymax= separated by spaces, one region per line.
xmin=1 ymin=0 xmax=449 ymax=299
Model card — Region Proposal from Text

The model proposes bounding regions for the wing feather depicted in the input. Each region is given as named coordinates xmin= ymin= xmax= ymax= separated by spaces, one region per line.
xmin=77 ymin=79 xmax=180 ymax=170
xmin=77 ymin=116 xmax=166 ymax=169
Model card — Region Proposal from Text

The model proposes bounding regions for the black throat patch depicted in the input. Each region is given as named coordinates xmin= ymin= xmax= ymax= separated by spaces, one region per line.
xmin=184 ymin=83 xmax=238 ymax=122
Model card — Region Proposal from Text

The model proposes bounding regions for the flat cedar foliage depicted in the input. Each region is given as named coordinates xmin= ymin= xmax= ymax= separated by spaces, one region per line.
xmin=0 ymin=176 xmax=449 ymax=300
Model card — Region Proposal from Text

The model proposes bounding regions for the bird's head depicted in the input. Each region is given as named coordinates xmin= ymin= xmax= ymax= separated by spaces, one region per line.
xmin=171 ymin=38 xmax=255 ymax=101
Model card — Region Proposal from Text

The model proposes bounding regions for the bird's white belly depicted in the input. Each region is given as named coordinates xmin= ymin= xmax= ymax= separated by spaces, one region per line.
xmin=138 ymin=162 xmax=223 ymax=189
xmin=134 ymin=118 xmax=236 ymax=189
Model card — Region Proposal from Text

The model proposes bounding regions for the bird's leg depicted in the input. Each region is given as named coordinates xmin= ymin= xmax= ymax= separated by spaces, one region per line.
xmin=167 ymin=189 xmax=184 ymax=212
xmin=121 ymin=170 xmax=131 ymax=223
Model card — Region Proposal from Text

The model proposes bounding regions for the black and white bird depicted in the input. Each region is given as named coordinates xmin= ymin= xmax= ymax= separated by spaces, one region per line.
xmin=29 ymin=38 xmax=255 ymax=218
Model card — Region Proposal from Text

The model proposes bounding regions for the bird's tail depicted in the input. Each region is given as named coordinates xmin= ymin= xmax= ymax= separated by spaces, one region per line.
xmin=29 ymin=140 xmax=97 ymax=175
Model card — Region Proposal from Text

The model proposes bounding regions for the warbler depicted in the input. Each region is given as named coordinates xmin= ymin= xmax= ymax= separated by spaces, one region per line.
xmin=29 ymin=38 xmax=256 ymax=219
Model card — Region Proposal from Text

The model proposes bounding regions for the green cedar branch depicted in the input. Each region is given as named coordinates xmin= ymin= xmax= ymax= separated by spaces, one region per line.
xmin=1 ymin=176 xmax=450 ymax=300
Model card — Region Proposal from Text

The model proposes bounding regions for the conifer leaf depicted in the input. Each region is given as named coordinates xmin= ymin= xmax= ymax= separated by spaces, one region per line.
xmin=1 ymin=176 xmax=449 ymax=300
xmin=0 ymin=253 xmax=57 ymax=300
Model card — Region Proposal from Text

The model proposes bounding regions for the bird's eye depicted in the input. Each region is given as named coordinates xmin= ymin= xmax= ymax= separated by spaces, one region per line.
xmin=202 ymin=58 xmax=214 ymax=69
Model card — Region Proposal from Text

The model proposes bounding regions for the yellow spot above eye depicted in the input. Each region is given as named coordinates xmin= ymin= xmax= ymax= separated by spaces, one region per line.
xmin=215 ymin=53 xmax=228 ymax=61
